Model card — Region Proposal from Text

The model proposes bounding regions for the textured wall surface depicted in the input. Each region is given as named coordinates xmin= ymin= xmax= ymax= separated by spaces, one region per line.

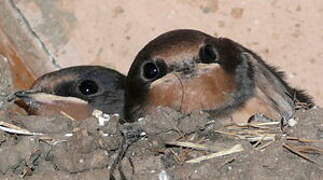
xmin=0 ymin=0 xmax=322 ymax=105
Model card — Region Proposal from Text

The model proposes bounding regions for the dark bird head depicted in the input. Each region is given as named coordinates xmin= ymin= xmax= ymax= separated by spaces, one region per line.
xmin=15 ymin=66 xmax=126 ymax=120
xmin=125 ymin=29 xmax=313 ymax=122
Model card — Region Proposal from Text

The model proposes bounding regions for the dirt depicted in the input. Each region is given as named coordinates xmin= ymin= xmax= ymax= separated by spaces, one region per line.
xmin=1 ymin=55 xmax=323 ymax=180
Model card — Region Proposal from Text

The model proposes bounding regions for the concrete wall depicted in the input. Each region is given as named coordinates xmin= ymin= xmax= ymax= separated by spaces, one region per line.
xmin=0 ymin=0 xmax=322 ymax=105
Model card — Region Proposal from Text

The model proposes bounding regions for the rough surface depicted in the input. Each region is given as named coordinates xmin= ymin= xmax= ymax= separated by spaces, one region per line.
xmin=0 ymin=55 xmax=12 ymax=110
xmin=0 ymin=107 xmax=322 ymax=179
xmin=0 ymin=0 xmax=59 ymax=78
xmin=0 ymin=78 xmax=322 ymax=180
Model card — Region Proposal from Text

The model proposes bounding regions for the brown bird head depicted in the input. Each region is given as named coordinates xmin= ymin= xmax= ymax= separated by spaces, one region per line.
xmin=125 ymin=29 xmax=313 ymax=122
xmin=15 ymin=66 xmax=125 ymax=120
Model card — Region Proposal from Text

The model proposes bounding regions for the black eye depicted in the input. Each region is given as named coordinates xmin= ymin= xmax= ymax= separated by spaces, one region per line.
xmin=199 ymin=44 xmax=218 ymax=64
xmin=142 ymin=62 xmax=159 ymax=80
xmin=79 ymin=80 xmax=99 ymax=96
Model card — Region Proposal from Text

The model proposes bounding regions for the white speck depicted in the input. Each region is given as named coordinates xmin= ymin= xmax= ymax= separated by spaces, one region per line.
xmin=151 ymin=170 xmax=156 ymax=173
xmin=288 ymin=118 xmax=297 ymax=127
xmin=112 ymin=114 xmax=120 ymax=118
xmin=159 ymin=170 xmax=169 ymax=180
xmin=64 ymin=133 xmax=73 ymax=137
xmin=102 ymin=133 xmax=109 ymax=137
xmin=102 ymin=113 xmax=110 ymax=119
xmin=79 ymin=159 xmax=84 ymax=163
xmin=92 ymin=109 xmax=111 ymax=126
xmin=140 ymin=132 xmax=146 ymax=136
xmin=141 ymin=137 xmax=148 ymax=140
xmin=137 ymin=117 xmax=144 ymax=122
xmin=92 ymin=109 xmax=103 ymax=117
xmin=194 ymin=170 xmax=198 ymax=174
xmin=228 ymin=166 xmax=232 ymax=170
xmin=0 ymin=55 xmax=8 ymax=62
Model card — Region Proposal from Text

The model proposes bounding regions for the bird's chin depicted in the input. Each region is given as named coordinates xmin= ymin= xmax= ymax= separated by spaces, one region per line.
xmin=144 ymin=63 xmax=236 ymax=116
xmin=15 ymin=91 xmax=93 ymax=121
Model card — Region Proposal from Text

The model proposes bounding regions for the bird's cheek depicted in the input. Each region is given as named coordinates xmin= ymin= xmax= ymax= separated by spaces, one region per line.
xmin=146 ymin=73 xmax=183 ymax=112
xmin=144 ymin=64 xmax=236 ymax=114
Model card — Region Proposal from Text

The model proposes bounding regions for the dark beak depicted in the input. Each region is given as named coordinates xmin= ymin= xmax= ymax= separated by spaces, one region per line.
xmin=14 ymin=89 xmax=39 ymax=98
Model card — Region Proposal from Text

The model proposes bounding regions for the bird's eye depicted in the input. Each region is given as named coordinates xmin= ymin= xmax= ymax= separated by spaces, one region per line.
xmin=199 ymin=44 xmax=218 ymax=64
xmin=78 ymin=80 xmax=99 ymax=96
xmin=142 ymin=62 xmax=159 ymax=80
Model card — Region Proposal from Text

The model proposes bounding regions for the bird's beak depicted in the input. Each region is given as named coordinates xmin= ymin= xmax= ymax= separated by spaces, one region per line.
xmin=14 ymin=90 xmax=94 ymax=121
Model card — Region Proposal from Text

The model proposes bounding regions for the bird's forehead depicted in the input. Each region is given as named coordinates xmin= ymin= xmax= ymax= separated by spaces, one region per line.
xmin=32 ymin=72 xmax=78 ymax=92
xmin=149 ymin=39 xmax=202 ymax=64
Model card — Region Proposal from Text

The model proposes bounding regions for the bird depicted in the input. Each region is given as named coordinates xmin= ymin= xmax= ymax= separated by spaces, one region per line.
xmin=14 ymin=65 xmax=126 ymax=120
xmin=124 ymin=29 xmax=313 ymax=123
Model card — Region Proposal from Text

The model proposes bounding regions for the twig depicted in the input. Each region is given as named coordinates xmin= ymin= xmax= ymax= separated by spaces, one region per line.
xmin=0 ymin=121 xmax=43 ymax=136
xmin=252 ymin=135 xmax=265 ymax=148
xmin=165 ymin=141 xmax=223 ymax=152
xmin=60 ymin=111 xmax=75 ymax=121
xmin=282 ymin=143 xmax=322 ymax=167
xmin=288 ymin=145 xmax=323 ymax=154
xmin=186 ymin=144 xmax=244 ymax=163
xmin=225 ymin=122 xmax=280 ymax=129
xmin=255 ymin=140 xmax=274 ymax=151
xmin=0 ymin=121 xmax=68 ymax=144
xmin=286 ymin=136 xmax=323 ymax=143
xmin=214 ymin=130 xmax=276 ymax=141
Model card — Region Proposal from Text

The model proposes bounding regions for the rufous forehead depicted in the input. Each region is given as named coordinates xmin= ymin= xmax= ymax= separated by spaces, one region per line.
xmin=150 ymin=40 xmax=202 ymax=64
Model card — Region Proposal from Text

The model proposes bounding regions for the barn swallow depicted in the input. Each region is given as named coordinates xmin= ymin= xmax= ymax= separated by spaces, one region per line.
xmin=15 ymin=66 xmax=125 ymax=120
xmin=125 ymin=29 xmax=313 ymax=123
